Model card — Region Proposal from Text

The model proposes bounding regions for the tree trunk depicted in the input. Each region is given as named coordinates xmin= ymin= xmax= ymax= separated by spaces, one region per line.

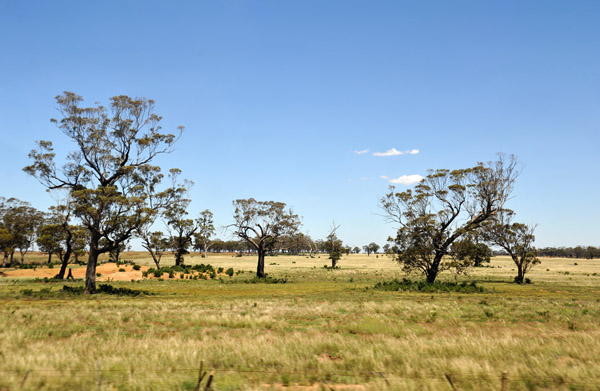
xmin=56 ymin=228 xmax=73 ymax=279
xmin=331 ymin=258 xmax=337 ymax=268
xmin=256 ymin=248 xmax=266 ymax=278
xmin=10 ymin=251 xmax=14 ymax=266
xmin=85 ymin=231 xmax=101 ymax=294
xmin=2 ymin=253 xmax=7 ymax=267
xmin=47 ymin=252 xmax=52 ymax=264
xmin=57 ymin=248 xmax=72 ymax=280
xmin=515 ymin=259 xmax=524 ymax=284
xmin=426 ymin=254 xmax=442 ymax=284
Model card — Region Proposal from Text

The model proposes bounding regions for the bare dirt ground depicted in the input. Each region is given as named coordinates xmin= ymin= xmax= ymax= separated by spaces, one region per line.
xmin=0 ymin=263 xmax=148 ymax=281
xmin=0 ymin=262 xmax=229 ymax=281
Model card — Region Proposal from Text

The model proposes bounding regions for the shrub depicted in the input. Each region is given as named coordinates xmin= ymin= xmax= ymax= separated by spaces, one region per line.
xmin=96 ymin=273 xmax=102 ymax=277
xmin=225 ymin=268 xmax=234 ymax=277
xmin=245 ymin=276 xmax=288 ymax=284
xmin=153 ymin=270 xmax=163 ymax=278
xmin=217 ymin=267 xmax=224 ymax=273
xmin=133 ymin=265 xmax=141 ymax=271
xmin=118 ymin=268 xmax=126 ymax=272
xmin=372 ymin=278 xmax=484 ymax=293
xmin=62 ymin=284 xmax=149 ymax=296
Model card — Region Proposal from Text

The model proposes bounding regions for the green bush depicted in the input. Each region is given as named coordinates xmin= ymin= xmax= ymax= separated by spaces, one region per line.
xmin=118 ymin=268 xmax=126 ymax=272
xmin=133 ymin=265 xmax=141 ymax=271
xmin=372 ymin=278 xmax=484 ymax=293
xmin=225 ymin=268 xmax=234 ymax=277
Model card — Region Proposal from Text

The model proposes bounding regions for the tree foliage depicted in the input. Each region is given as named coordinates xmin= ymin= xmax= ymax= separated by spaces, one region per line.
xmin=381 ymin=155 xmax=519 ymax=283
xmin=231 ymin=199 xmax=300 ymax=277
xmin=483 ymin=211 xmax=539 ymax=283
xmin=24 ymin=92 xmax=182 ymax=292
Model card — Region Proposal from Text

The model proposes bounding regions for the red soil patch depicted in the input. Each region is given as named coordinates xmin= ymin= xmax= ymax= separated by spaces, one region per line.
xmin=0 ymin=263 xmax=228 ymax=281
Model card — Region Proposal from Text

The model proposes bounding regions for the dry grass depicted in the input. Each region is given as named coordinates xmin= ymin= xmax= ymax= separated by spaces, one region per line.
xmin=1 ymin=254 xmax=599 ymax=390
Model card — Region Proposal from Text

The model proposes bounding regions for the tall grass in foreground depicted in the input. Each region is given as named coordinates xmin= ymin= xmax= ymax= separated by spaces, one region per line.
xmin=1 ymin=254 xmax=599 ymax=390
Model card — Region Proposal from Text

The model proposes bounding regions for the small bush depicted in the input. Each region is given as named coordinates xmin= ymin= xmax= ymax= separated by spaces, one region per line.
xmin=225 ymin=268 xmax=234 ymax=277
xmin=245 ymin=276 xmax=288 ymax=284
xmin=217 ymin=267 xmax=224 ymax=273
xmin=96 ymin=273 xmax=102 ymax=277
xmin=153 ymin=270 xmax=163 ymax=278
xmin=118 ymin=268 xmax=126 ymax=272
xmin=133 ymin=265 xmax=141 ymax=271
xmin=372 ymin=278 xmax=484 ymax=293
xmin=62 ymin=284 xmax=149 ymax=296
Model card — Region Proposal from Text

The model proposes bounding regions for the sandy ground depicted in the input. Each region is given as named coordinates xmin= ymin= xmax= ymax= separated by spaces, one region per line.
xmin=0 ymin=263 xmax=225 ymax=281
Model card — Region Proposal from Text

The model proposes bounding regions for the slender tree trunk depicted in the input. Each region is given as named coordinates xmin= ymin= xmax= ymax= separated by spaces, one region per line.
xmin=57 ymin=249 xmax=72 ymax=280
xmin=57 ymin=228 xmax=73 ymax=279
xmin=256 ymin=247 xmax=266 ymax=278
xmin=10 ymin=251 xmax=14 ymax=266
xmin=47 ymin=252 xmax=52 ymax=264
xmin=2 ymin=253 xmax=7 ymax=267
xmin=85 ymin=231 xmax=101 ymax=294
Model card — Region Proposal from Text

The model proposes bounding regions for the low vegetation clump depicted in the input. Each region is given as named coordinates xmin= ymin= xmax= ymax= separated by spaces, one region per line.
xmin=372 ymin=278 xmax=484 ymax=293
xmin=244 ymin=275 xmax=288 ymax=284
xmin=61 ymin=284 xmax=149 ymax=296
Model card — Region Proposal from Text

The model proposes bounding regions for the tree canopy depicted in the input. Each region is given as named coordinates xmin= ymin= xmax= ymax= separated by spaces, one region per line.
xmin=24 ymin=92 xmax=182 ymax=292
xmin=381 ymin=155 xmax=519 ymax=283
xmin=231 ymin=199 xmax=301 ymax=277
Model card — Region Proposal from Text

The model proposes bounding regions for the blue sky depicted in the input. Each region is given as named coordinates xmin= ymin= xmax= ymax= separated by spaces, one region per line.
xmin=1 ymin=1 xmax=599 ymax=248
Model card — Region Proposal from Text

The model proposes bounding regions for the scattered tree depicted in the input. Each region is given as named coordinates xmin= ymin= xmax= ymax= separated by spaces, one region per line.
xmin=326 ymin=221 xmax=343 ymax=268
xmin=194 ymin=209 xmax=215 ymax=258
xmin=231 ymin=199 xmax=300 ymax=277
xmin=483 ymin=211 xmax=539 ymax=283
xmin=380 ymin=155 xmax=519 ymax=283
xmin=24 ymin=92 xmax=182 ymax=293
xmin=363 ymin=242 xmax=380 ymax=256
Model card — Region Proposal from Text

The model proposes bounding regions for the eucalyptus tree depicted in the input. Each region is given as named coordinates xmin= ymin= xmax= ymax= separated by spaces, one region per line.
xmin=0 ymin=197 xmax=44 ymax=265
xmin=380 ymin=155 xmax=519 ymax=283
xmin=483 ymin=211 xmax=539 ymax=283
xmin=231 ymin=199 xmax=301 ymax=277
xmin=194 ymin=209 xmax=215 ymax=258
xmin=163 ymin=176 xmax=201 ymax=266
xmin=363 ymin=242 xmax=380 ymax=256
xmin=40 ymin=202 xmax=88 ymax=279
xmin=326 ymin=222 xmax=343 ymax=268
xmin=24 ymin=92 xmax=182 ymax=293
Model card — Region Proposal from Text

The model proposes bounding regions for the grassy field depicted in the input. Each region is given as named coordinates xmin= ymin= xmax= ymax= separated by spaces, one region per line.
xmin=1 ymin=253 xmax=599 ymax=390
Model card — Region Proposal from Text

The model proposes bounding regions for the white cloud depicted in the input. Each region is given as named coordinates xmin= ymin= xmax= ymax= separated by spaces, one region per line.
xmin=353 ymin=149 xmax=369 ymax=155
xmin=387 ymin=174 xmax=424 ymax=185
xmin=373 ymin=148 xmax=419 ymax=157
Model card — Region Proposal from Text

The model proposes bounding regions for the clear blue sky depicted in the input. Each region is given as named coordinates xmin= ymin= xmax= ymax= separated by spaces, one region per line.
xmin=1 ymin=1 xmax=599 ymax=248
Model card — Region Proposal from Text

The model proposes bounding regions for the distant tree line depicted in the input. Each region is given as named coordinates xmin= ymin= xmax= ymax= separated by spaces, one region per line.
xmin=536 ymin=246 xmax=600 ymax=259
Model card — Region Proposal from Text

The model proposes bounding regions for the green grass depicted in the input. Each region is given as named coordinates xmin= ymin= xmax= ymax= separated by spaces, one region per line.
xmin=1 ymin=254 xmax=599 ymax=390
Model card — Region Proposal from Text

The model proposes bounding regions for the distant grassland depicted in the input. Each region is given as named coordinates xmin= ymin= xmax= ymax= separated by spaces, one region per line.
xmin=1 ymin=254 xmax=599 ymax=390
